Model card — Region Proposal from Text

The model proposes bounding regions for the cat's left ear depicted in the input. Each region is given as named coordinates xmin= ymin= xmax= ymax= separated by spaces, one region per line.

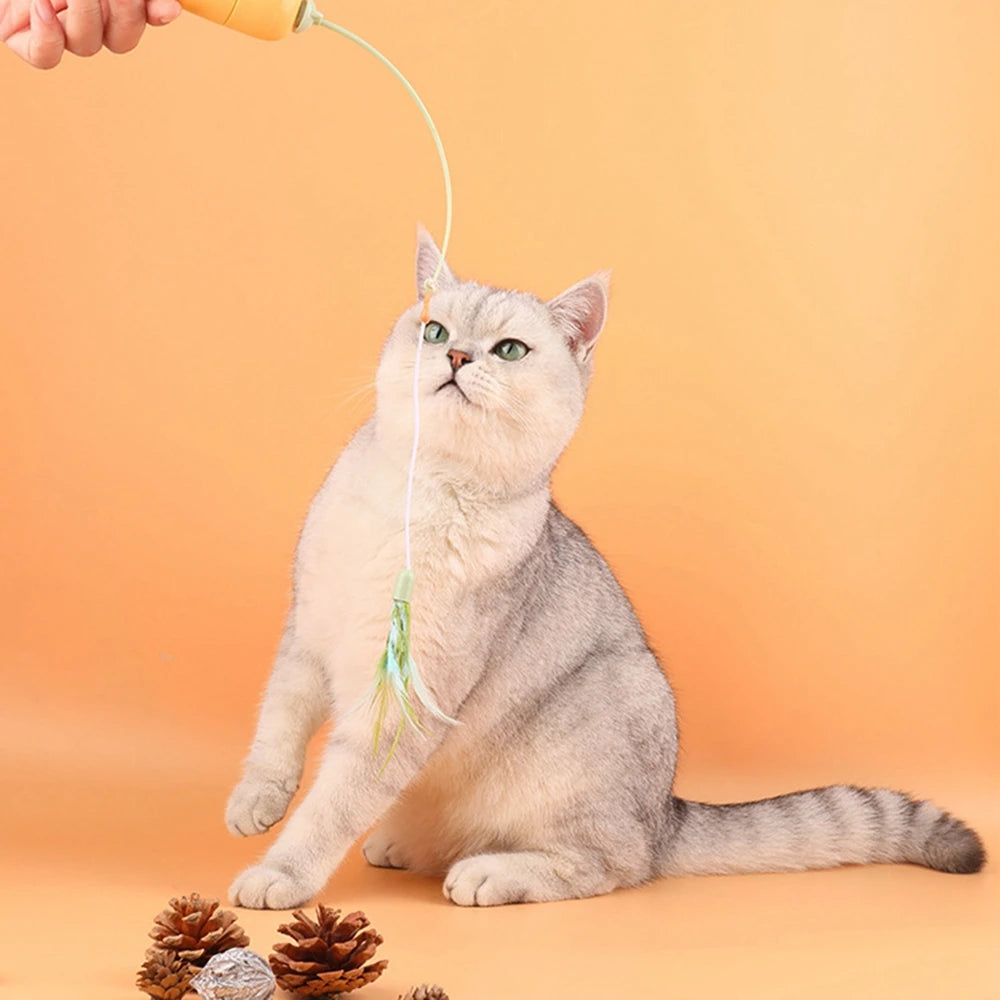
xmin=415 ymin=223 xmax=458 ymax=298
xmin=547 ymin=271 xmax=611 ymax=364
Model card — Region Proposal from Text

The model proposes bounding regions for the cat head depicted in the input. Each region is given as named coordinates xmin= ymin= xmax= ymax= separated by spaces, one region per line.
xmin=375 ymin=227 xmax=609 ymax=493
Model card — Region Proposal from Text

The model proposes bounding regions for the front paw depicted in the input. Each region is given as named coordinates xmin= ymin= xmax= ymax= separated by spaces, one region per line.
xmin=226 ymin=771 xmax=298 ymax=837
xmin=229 ymin=862 xmax=320 ymax=910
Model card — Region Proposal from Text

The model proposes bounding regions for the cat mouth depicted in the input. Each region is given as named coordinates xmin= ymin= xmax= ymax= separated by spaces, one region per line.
xmin=436 ymin=378 xmax=471 ymax=403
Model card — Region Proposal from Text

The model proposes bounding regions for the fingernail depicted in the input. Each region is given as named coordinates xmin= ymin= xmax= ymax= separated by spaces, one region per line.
xmin=34 ymin=0 xmax=56 ymax=23
xmin=158 ymin=0 xmax=181 ymax=21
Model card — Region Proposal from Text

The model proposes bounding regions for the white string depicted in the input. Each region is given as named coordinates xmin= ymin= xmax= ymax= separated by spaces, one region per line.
xmin=404 ymin=320 xmax=426 ymax=569
xmin=310 ymin=11 xmax=454 ymax=572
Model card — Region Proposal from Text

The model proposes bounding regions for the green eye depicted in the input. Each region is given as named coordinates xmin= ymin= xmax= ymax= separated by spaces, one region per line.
xmin=423 ymin=321 xmax=449 ymax=344
xmin=493 ymin=339 xmax=530 ymax=361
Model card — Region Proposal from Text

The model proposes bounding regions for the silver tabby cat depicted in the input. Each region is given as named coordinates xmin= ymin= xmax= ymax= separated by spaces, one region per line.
xmin=226 ymin=228 xmax=984 ymax=909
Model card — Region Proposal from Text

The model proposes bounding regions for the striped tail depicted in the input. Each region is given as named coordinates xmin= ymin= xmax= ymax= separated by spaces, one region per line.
xmin=661 ymin=785 xmax=985 ymax=877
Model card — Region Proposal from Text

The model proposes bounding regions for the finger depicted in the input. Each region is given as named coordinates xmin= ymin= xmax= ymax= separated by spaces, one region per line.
xmin=1 ymin=0 xmax=28 ymax=41
xmin=103 ymin=0 xmax=143 ymax=52
xmin=63 ymin=0 xmax=104 ymax=55
xmin=4 ymin=26 xmax=30 ymax=57
xmin=144 ymin=0 xmax=180 ymax=26
xmin=1 ymin=0 xmax=20 ymax=41
xmin=3 ymin=0 xmax=65 ymax=41
xmin=26 ymin=0 xmax=65 ymax=68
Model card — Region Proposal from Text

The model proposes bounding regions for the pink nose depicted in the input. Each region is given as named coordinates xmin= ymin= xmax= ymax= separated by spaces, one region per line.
xmin=447 ymin=349 xmax=472 ymax=371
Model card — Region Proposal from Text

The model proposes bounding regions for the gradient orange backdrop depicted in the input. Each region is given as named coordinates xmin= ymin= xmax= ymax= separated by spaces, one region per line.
xmin=1 ymin=2 xmax=997 ymax=998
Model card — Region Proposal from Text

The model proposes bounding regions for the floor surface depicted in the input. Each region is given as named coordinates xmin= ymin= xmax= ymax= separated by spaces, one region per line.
xmin=4 ymin=743 xmax=997 ymax=1000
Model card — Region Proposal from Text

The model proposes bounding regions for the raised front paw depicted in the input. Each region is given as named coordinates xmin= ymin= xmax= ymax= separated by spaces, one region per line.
xmin=229 ymin=861 xmax=320 ymax=910
xmin=225 ymin=771 xmax=298 ymax=837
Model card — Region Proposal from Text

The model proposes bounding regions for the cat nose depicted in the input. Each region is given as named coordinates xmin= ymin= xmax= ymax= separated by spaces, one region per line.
xmin=447 ymin=349 xmax=472 ymax=372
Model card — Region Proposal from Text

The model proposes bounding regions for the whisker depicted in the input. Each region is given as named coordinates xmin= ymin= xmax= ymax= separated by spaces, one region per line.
xmin=469 ymin=382 xmax=532 ymax=432
xmin=328 ymin=381 xmax=377 ymax=419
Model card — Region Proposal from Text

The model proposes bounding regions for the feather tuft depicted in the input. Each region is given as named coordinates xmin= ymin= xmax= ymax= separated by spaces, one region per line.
xmin=370 ymin=574 xmax=457 ymax=772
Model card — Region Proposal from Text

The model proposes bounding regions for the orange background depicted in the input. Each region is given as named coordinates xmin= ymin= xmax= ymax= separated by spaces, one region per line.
xmin=1 ymin=1 xmax=997 ymax=998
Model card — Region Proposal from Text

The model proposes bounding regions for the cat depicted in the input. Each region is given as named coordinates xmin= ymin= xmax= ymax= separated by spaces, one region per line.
xmin=225 ymin=227 xmax=985 ymax=909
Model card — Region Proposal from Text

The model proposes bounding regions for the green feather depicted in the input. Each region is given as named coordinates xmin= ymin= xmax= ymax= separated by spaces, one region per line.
xmin=370 ymin=570 xmax=457 ymax=772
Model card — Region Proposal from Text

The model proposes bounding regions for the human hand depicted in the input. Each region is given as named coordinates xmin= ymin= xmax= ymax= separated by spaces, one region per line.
xmin=2 ymin=0 xmax=182 ymax=68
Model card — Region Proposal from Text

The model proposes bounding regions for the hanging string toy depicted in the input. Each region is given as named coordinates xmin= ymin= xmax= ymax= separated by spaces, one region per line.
xmin=180 ymin=0 xmax=459 ymax=765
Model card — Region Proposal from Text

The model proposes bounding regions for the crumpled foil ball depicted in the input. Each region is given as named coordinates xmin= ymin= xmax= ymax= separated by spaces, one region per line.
xmin=190 ymin=948 xmax=276 ymax=1000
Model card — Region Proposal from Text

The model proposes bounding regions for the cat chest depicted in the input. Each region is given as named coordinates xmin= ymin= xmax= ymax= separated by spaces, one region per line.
xmin=293 ymin=497 xmax=510 ymax=658
xmin=304 ymin=493 xmax=513 ymax=594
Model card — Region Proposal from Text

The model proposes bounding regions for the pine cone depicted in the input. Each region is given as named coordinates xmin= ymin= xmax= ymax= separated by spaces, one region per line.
xmin=269 ymin=905 xmax=388 ymax=996
xmin=148 ymin=892 xmax=250 ymax=967
xmin=399 ymin=986 xmax=449 ymax=1000
xmin=136 ymin=947 xmax=197 ymax=1000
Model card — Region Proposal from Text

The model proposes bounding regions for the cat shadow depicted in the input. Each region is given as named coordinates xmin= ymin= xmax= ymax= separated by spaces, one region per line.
xmin=331 ymin=851 xmax=451 ymax=907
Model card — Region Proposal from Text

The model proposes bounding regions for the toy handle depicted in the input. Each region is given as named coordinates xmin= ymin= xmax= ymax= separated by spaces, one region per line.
xmin=179 ymin=0 xmax=317 ymax=40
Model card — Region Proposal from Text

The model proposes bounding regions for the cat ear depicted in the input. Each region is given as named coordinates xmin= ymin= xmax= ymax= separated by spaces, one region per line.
xmin=547 ymin=271 xmax=611 ymax=363
xmin=415 ymin=224 xmax=457 ymax=298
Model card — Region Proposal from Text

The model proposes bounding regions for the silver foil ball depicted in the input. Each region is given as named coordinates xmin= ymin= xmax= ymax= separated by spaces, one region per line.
xmin=190 ymin=948 xmax=276 ymax=1000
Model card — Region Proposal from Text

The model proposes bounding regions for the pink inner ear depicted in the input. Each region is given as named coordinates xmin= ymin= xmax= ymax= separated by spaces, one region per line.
xmin=549 ymin=277 xmax=609 ymax=359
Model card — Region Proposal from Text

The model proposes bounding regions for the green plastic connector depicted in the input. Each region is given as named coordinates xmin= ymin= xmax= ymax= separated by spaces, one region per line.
xmin=393 ymin=569 xmax=416 ymax=603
